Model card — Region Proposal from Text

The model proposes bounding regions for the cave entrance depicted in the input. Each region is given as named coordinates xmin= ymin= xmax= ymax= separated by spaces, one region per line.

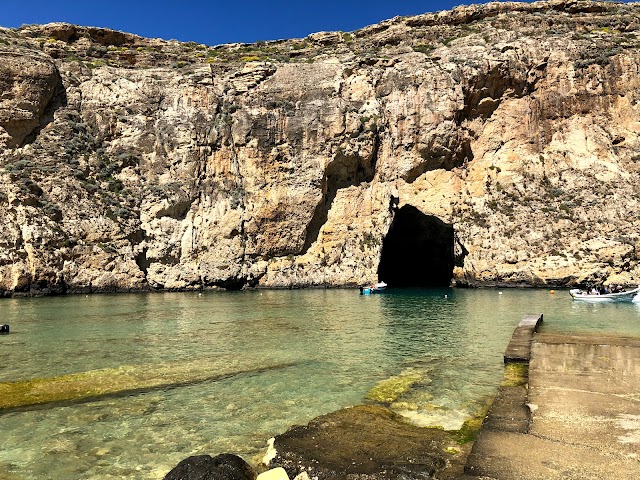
xmin=377 ymin=205 xmax=454 ymax=288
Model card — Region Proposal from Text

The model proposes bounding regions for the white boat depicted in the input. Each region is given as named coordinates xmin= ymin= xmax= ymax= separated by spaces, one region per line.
xmin=360 ymin=282 xmax=387 ymax=295
xmin=569 ymin=285 xmax=640 ymax=302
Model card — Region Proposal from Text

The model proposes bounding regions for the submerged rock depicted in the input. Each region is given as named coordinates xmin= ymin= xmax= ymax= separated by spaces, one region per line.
xmin=164 ymin=453 xmax=256 ymax=480
xmin=365 ymin=371 xmax=423 ymax=403
xmin=0 ymin=359 xmax=298 ymax=411
xmin=266 ymin=405 xmax=468 ymax=479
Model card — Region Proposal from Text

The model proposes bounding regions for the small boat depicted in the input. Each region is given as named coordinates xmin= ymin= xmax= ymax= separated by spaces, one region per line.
xmin=360 ymin=282 xmax=387 ymax=295
xmin=569 ymin=285 xmax=640 ymax=302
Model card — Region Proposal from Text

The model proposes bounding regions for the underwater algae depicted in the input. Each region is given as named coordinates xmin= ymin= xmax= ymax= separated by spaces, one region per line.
xmin=0 ymin=359 xmax=298 ymax=411
xmin=366 ymin=370 xmax=423 ymax=403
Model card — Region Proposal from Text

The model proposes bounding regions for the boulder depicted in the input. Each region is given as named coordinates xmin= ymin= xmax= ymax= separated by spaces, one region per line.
xmin=164 ymin=453 xmax=256 ymax=480
xmin=266 ymin=405 xmax=467 ymax=479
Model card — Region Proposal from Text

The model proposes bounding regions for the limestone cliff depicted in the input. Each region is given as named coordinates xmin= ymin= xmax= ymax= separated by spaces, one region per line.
xmin=1 ymin=0 xmax=640 ymax=295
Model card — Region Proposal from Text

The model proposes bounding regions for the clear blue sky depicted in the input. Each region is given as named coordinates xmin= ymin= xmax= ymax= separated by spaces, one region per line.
xmin=2 ymin=0 xmax=535 ymax=46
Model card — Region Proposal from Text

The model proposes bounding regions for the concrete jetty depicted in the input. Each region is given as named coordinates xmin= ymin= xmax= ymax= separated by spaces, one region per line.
xmin=461 ymin=316 xmax=640 ymax=479
xmin=503 ymin=313 xmax=543 ymax=363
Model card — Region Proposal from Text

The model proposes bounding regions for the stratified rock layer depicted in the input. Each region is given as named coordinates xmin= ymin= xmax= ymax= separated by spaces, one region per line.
xmin=2 ymin=1 xmax=640 ymax=295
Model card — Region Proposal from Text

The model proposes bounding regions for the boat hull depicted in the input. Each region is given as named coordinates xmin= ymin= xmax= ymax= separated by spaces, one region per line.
xmin=569 ymin=287 xmax=640 ymax=302
xmin=360 ymin=287 xmax=385 ymax=295
xmin=359 ymin=282 xmax=387 ymax=295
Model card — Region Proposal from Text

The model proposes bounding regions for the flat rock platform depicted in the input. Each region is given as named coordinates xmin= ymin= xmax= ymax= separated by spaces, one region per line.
xmin=463 ymin=331 xmax=640 ymax=479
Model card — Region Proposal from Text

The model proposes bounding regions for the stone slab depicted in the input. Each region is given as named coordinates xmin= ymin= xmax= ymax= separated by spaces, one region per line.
xmin=257 ymin=467 xmax=290 ymax=480
xmin=464 ymin=332 xmax=640 ymax=480
xmin=481 ymin=385 xmax=529 ymax=433
xmin=465 ymin=429 xmax=640 ymax=480
xmin=503 ymin=314 xmax=543 ymax=363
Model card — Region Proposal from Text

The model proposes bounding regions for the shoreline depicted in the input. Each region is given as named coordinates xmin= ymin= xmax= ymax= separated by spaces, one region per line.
xmin=1 ymin=282 xmax=570 ymax=299
xmin=243 ymin=316 xmax=543 ymax=479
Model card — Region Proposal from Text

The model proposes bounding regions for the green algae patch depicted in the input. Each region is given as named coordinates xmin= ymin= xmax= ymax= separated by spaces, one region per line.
xmin=454 ymin=414 xmax=484 ymax=444
xmin=451 ymin=398 xmax=493 ymax=444
xmin=0 ymin=360 xmax=297 ymax=411
xmin=501 ymin=362 xmax=528 ymax=387
xmin=366 ymin=372 xmax=423 ymax=403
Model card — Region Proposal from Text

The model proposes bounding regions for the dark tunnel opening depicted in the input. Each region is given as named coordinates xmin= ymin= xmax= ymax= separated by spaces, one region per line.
xmin=377 ymin=205 xmax=454 ymax=288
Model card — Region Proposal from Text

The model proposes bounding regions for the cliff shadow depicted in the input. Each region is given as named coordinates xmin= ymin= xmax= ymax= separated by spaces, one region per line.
xmin=377 ymin=205 xmax=454 ymax=287
xmin=302 ymin=149 xmax=377 ymax=254
xmin=22 ymin=68 xmax=68 ymax=147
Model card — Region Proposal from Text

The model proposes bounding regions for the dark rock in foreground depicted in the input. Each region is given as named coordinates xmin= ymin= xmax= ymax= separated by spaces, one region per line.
xmin=267 ymin=405 xmax=468 ymax=479
xmin=164 ymin=453 xmax=256 ymax=480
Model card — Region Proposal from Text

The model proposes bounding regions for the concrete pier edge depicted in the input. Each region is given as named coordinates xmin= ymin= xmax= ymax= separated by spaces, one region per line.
xmin=461 ymin=313 xmax=542 ymax=478
xmin=461 ymin=313 xmax=640 ymax=480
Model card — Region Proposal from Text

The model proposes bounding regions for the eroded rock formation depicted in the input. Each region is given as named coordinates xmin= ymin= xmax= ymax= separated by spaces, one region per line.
xmin=265 ymin=405 xmax=468 ymax=480
xmin=1 ymin=0 xmax=640 ymax=295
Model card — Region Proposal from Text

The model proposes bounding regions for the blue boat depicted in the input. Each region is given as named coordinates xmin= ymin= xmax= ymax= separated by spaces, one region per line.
xmin=360 ymin=282 xmax=387 ymax=295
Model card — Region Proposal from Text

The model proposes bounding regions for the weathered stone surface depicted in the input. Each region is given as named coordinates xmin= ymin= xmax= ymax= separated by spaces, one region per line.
xmin=465 ymin=332 xmax=640 ymax=479
xmin=480 ymin=385 xmax=529 ymax=433
xmin=164 ymin=453 xmax=256 ymax=480
xmin=2 ymin=1 xmax=640 ymax=294
xmin=0 ymin=50 xmax=61 ymax=148
xmin=503 ymin=314 xmax=543 ymax=363
xmin=266 ymin=405 xmax=467 ymax=479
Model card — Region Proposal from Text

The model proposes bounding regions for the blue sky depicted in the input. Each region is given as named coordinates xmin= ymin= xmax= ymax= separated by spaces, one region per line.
xmin=2 ymin=0 xmax=534 ymax=46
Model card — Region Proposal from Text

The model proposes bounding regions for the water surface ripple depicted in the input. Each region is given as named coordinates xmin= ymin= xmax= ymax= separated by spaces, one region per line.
xmin=1 ymin=288 xmax=640 ymax=479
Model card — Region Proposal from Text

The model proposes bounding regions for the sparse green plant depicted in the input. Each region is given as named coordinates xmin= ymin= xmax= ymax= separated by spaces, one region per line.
xmin=98 ymin=243 xmax=118 ymax=254
xmin=240 ymin=55 xmax=262 ymax=62
xmin=360 ymin=233 xmax=380 ymax=251
xmin=413 ymin=44 xmax=435 ymax=55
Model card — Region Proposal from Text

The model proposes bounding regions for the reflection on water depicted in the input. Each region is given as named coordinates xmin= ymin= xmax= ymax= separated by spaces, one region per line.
xmin=1 ymin=288 xmax=640 ymax=479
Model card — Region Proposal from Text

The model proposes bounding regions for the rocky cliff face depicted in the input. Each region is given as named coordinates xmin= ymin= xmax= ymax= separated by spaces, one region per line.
xmin=1 ymin=0 xmax=640 ymax=295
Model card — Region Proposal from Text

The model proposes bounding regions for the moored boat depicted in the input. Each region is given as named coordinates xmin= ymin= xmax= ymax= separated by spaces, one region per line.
xmin=360 ymin=282 xmax=387 ymax=295
xmin=569 ymin=285 xmax=640 ymax=302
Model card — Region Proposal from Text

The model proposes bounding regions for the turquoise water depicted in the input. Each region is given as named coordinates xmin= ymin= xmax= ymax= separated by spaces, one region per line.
xmin=1 ymin=288 xmax=640 ymax=479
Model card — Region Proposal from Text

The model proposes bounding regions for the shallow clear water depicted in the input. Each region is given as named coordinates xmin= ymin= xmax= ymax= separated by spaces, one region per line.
xmin=1 ymin=288 xmax=640 ymax=479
